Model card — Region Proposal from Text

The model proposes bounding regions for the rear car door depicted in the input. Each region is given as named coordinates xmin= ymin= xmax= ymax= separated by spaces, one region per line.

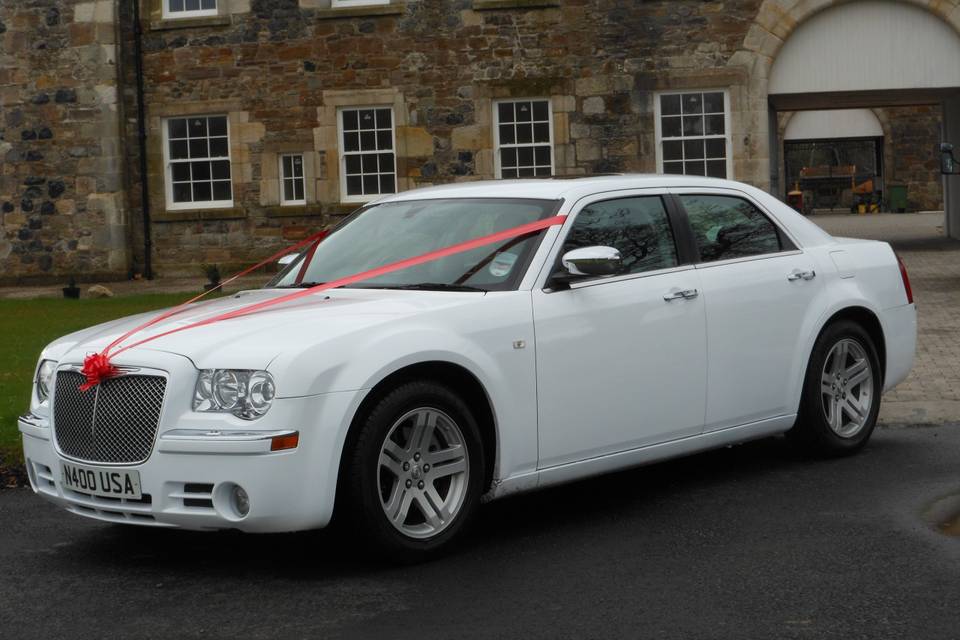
xmin=670 ymin=189 xmax=823 ymax=432
xmin=532 ymin=192 xmax=708 ymax=468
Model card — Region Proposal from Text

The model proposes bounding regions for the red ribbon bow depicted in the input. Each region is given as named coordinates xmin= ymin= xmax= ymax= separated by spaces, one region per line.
xmin=79 ymin=352 xmax=119 ymax=392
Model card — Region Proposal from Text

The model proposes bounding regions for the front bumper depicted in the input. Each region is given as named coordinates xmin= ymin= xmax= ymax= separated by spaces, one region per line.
xmin=20 ymin=389 xmax=365 ymax=533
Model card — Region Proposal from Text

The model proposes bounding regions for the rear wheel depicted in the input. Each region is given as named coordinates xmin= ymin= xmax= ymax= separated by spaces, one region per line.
xmin=343 ymin=380 xmax=484 ymax=560
xmin=790 ymin=320 xmax=882 ymax=456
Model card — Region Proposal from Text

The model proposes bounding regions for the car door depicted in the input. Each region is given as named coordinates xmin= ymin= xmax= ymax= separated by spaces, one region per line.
xmin=671 ymin=189 xmax=824 ymax=432
xmin=532 ymin=192 xmax=708 ymax=469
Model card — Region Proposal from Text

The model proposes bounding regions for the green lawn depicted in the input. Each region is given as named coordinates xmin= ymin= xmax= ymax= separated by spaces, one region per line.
xmin=0 ymin=293 xmax=198 ymax=466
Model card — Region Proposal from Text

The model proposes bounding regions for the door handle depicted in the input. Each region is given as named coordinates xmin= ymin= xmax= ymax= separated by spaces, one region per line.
xmin=663 ymin=288 xmax=699 ymax=301
xmin=787 ymin=269 xmax=816 ymax=282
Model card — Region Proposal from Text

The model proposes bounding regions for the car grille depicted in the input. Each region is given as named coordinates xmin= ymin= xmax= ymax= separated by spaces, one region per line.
xmin=53 ymin=370 xmax=167 ymax=465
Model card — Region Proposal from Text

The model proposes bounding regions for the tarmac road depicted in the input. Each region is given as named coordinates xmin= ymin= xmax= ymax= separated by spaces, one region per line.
xmin=2 ymin=425 xmax=959 ymax=639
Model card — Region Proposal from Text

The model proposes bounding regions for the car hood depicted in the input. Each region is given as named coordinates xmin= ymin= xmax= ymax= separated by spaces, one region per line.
xmin=48 ymin=288 xmax=489 ymax=370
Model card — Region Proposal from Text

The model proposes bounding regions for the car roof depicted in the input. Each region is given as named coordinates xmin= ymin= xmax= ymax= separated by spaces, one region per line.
xmin=375 ymin=174 xmax=749 ymax=205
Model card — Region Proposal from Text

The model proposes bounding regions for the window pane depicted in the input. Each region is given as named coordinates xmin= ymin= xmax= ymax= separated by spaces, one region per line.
xmin=684 ymin=160 xmax=706 ymax=176
xmin=191 ymin=161 xmax=211 ymax=181
xmin=661 ymin=117 xmax=681 ymax=138
xmin=706 ymin=160 xmax=727 ymax=179
xmin=680 ymin=195 xmax=781 ymax=262
xmin=533 ymin=122 xmax=550 ymax=143
xmin=517 ymin=146 xmax=534 ymax=167
xmin=362 ymin=174 xmax=379 ymax=194
xmin=201 ymin=0 xmax=217 ymax=9
xmin=170 ymin=140 xmax=189 ymax=160
xmin=380 ymin=174 xmax=396 ymax=194
xmin=535 ymin=167 xmax=551 ymax=177
xmin=683 ymin=139 xmax=705 ymax=160
xmin=169 ymin=0 xmax=185 ymax=12
xmin=172 ymin=163 xmax=190 ymax=182
xmin=189 ymin=139 xmax=208 ymax=159
xmin=516 ymin=102 xmax=532 ymax=122
xmin=703 ymin=92 xmax=724 ymax=113
xmin=188 ymin=117 xmax=207 ymax=138
xmin=361 ymin=154 xmax=378 ymax=173
xmin=282 ymin=156 xmax=293 ymax=178
xmin=682 ymin=93 xmax=702 ymax=114
xmin=518 ymin=167 xmax=535 ymax=178
xmin=292 ymin=155 xmax=303 ymax=176
xmin=173 ymin=182 xmax=192 ymax=202
xmin=532 ymin=100 xmax=549 ymax=121
xmin=663 ymin=161 xmax=684 ymax=175
xmin=185 ymin=0 xmax=200 ymax=10
xmin=344 ymin=132 xmax=359 ymax=152
xmin=294 ymin=179 xmax=304 ymax=201
xmin=375 ymin=109 xmax=391 ymax=129
xmin=343 ymin=110 xmax=359 ymax=131
xmin=193 ymin=181 xmax=212 ymax=201
xmin=660 ymin=94 xmax=681 ymax=116
xmin=516 ymin=124 xmax=532 ymax=144
xmin=283 ymin=179 xmax=295 ymax=202
xmin=211 ymin=160 xmax=230 ymax=180
xmin=346 ymin=175 xmax=362 ymax=195
xmin=663 ymin=140 xmax=683 ymax=162
xmin=345 ymin=155 xmax=362 ymax=174
xmin=376 ymin=130 xmax=392 ymax=151
xmin=534 ymin=146 xmax=550 ymax=166
xmin=378 ymin=153 xmax=394 ymax=172
xmin=359 ymin=131 xmax=375 ymax=151
xmin=498 ymin=102 xmax=514 ymax=124
xmin=499 ymin=124 xmax=515 ymax=145
xmin=682 ymin=116 xmax=703 ymax=137
xmin=563 ymin=197 xmax=678 ymax=275
xmin=502 ymin=168 xmax=518 ymax=178
xmin=212 ymin=181 xmax=231 ymax=201
xmin=705 ymin=114 xmax=725 ymax=136
xmin=705 ymin=138 xmax=726 ymax=159
xmin=209 ymin=137 xmax=228 ymax=157
xmin=168 ymin=118 xmax=187 ymax=138
xmin=358 ymin=110 xmax=375 ymax=130
xmin=208 ymin=116 xmax=227 ymax=136
xmin=501 ymin=147 xmax=517 ymax=168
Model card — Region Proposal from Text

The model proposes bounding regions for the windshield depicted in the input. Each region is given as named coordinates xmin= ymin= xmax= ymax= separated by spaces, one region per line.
xmin=267 ymin=198 xmax=560 ymax=291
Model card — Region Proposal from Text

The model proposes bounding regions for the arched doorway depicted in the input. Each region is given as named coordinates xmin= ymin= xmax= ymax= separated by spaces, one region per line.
xmin=734 ymin=0 xmax=960 ymax=236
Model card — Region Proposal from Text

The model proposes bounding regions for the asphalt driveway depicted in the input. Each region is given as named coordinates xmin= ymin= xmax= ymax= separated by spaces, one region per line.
xmin=2 ymin=424 xmax=959 ymax=639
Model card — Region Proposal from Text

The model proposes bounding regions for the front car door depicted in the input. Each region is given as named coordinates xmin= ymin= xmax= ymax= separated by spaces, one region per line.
xmin=532 ymin=192 xmax=708 ymax=468
xmin=671 ymin=189 xmax=823 ymax=432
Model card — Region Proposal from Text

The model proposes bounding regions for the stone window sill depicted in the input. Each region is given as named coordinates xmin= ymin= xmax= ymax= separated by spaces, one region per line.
xmin=150 ymin=14 xmax=232 ymax=31
xmin=154 ymin=207 xmax=246 ymax=222
xmin=472 ymin=0 xmax=559 ymax=10
xmin=314 ymin=4 xmax=404 ymax=20
xmin=264 ymin=205 xmax=324 ymax=218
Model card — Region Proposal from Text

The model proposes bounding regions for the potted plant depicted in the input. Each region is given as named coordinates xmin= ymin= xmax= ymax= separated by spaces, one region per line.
xmin=202 ymin=263 xmax=221 ymax=292
xmin=62 ymin=276 xmax=80 ymax=299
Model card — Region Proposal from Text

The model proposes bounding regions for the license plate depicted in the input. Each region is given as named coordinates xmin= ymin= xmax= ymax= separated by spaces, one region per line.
xmin=61 ymin=462 xmax=142 ymax=500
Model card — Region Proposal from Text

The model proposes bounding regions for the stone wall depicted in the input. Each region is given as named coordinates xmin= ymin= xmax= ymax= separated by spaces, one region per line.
xmin=0 ymin=0 xmax=128 ymax=285
xmin=881 ymin=105 xmax=943 ymax=212
xmin=128 ymin=0 xmax=764 ymax=277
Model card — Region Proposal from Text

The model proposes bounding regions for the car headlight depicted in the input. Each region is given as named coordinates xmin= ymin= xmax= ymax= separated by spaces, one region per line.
xmin=35 ymin=359 xmax=57 ymax=403
xmin=193 ymin=369 xmax=276 ymax=420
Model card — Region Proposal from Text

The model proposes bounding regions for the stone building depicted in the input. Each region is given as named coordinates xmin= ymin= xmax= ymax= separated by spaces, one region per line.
xmin=0 ymin=0 xmax=956 ymax=283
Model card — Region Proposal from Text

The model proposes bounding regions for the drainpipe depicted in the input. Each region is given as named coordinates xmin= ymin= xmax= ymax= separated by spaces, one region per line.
xmin=132 ymin=0 xmax=153 ymax=280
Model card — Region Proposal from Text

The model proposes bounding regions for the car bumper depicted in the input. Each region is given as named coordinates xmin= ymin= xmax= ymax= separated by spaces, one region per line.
xmin=19 ymin=389 xmax=364 ymax=533
xmin=881 ymin=302 xmax=917 ymax=392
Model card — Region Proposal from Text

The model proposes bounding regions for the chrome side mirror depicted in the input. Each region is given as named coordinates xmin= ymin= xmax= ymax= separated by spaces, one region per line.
xmin=277 ymin=254 xmax=297 ymax=266
xmin=561 ymin=246 xmax=623 ymax=277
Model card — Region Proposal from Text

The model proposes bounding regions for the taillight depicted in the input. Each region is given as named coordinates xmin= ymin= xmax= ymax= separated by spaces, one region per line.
xmin=897 ymin=255 xmax=913 ymax=304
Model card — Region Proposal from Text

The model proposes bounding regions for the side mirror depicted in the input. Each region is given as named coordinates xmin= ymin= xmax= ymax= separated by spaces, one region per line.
xmin=561 ymin=246 xmax=623 ymax=277
xmin=277 ymin=254 xmax=297 ymax=266
xmin=940 ymin=143 xmax=959 ymax=175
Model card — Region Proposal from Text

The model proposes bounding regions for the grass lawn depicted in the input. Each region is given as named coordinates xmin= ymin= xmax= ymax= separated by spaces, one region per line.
xmin=0 ymin=292 xmax=198 ymax=468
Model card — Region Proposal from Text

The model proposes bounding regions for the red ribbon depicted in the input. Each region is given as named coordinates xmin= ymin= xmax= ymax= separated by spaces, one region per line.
xmin=78 ymin=215 xmax=566 ymax=391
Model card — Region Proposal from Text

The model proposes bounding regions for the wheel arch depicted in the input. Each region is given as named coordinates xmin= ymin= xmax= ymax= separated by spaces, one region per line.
xmin=812 ymin=305 xmax=887 ymax=387
xmin=333 ymin=360 xmax=498 ymax=518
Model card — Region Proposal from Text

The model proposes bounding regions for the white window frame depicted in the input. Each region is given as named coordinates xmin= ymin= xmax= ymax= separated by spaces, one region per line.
xmin=161 ymin=114 xmax=234 ymax=211
xmin=163 ymin=0 xmax=219 ymax=19
xmin=493 ymin=98 xmax=555 ymax=180
xmin=331 ymin=0 xmax=390 ymax=8
xmin=337 ymin=106 xmax=397 ymax=204
xmin=279 ymin=154 xmax=307 ymax=206
xmin=654 ymin=89 xmax=733 ymax=180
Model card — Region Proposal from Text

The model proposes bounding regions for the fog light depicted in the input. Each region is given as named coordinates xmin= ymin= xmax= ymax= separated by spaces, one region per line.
xmin=232 ymin=485 xmax=250 ymax=518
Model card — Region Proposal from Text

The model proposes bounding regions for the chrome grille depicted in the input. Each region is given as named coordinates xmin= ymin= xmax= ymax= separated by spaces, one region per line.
xmin=53 ymin=371 xmax=167 ymax=464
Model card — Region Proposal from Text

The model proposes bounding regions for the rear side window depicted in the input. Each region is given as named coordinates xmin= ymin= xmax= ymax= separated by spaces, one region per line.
xmin=679 ymin=194 xmax=785 ymax=262
xmin=562 ymin=196 xmax=679 ymax=275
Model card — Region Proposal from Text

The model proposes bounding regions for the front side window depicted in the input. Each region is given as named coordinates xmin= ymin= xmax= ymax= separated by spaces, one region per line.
xmin=560 ymin=197 xmax=679 ymax=276
xmin=269 ymin=198 xmax=558 ymax=292
xmin=165 ymin=0 xmax=218 ymax=18
xmin=657 ymin=91 xmax=729 ymax=179
xmin=339 ymin=107 xmax=396 ymax=202
xmin=680 ymin=195 xmax=784 ymax=262
xmin=495 ymin=99 xmax=553 ymax=178
xmin=280 ymin=154 xmax=306 ymax=205
xmin=164 ymin=115 xmax=232 ymax=209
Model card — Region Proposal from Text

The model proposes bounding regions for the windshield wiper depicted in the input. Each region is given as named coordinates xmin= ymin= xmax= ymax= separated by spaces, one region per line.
xmin=272 ymin=281 xmax=326 ymax=289
xmin=364 ymin=283 xmax=488 ymax=292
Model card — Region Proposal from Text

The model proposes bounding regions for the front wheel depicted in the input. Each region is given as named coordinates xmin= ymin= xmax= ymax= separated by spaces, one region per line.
xmin=342 ymin=380 xmax=485 ymax=560
xmin=789 ymin=320 xmax=882 ymax=456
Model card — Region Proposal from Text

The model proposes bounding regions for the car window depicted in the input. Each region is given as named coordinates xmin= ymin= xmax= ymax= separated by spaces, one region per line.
xmin=561 ymin=196 xmax=679 ymax=275
xmin=679 ymin=194 xmax=783 ymax=262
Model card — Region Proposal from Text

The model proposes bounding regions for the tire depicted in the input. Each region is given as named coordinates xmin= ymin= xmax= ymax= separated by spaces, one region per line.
xmin=342 ymin=380 xmax=485 ymax=561
xmin=789 ymin=320 xmax=882 ymax=456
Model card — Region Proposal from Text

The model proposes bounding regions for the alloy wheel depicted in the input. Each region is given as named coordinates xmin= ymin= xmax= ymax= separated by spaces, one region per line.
xmin=820 ymin=338 xmax=874 ymax=438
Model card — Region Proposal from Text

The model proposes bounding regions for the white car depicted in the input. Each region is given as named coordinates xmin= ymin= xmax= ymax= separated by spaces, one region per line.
xmin=20 ymin=176 xmax=916 ymax=558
